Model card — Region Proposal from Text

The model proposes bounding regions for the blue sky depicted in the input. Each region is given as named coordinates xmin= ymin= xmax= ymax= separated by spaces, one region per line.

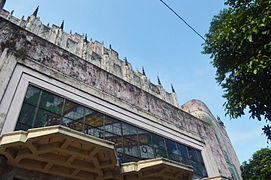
xmin=4 ymin=0 xmax=268 ymax=163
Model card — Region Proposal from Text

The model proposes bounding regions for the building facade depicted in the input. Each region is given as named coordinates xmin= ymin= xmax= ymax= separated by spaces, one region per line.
xmin=0 ymin=1 xmax=241 ymax=180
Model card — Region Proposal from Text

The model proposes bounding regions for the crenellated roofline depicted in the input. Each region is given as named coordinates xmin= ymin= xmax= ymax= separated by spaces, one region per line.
xmin=0 ymin=5 xmax=180 ymax=107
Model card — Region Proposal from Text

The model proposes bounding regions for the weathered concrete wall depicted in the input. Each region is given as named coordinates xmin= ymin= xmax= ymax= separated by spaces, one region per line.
xmin=0 ymin=48 xmax=17 ymax=131
xmin=0 ymin=8 xmax=179 ymax=107
xmin=181 ymin=100 xmax=242 ymax=179
xmin=0 ymin=16 xmax=234 ymax=178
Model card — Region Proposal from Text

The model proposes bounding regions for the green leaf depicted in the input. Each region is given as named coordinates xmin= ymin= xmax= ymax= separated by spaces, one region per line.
xmin=202 ymin=0 xmax=271 ymax=142
xmin=248 ymin=34 xmax=253 ymax=42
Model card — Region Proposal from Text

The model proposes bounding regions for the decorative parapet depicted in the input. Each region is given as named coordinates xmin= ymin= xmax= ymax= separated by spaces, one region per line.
xmin=0 ymin=6 xmax=179 ymax=107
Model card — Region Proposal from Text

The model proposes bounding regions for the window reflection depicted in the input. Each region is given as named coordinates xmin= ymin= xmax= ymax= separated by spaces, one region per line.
xmin=15 ymin=85 xmax=208 ymax=178
xmin=123 ymin=138 xmax=139 ymax=157
xmin=138 ymin=129 xmax=154 ymax=159
xmin=35 ymin=109 xmax=61 ymax=127
xmin=177 ymin=144 xmax=190 ymax=165
xmin=84 ymin=110 xmax=103 ymax=129
xmin=166 ymin=139 xmax=180 ymax=162
xmin=105 ymin=132 xmax=122 ymax=153
xmin=16 ymin=103 xmax=36 ymax=130
xmin=40 ymin=91 xmax=63 ymax=115
xmin=24 ymin=86 xmax=41 ymax=106
xmin=105 ymin=116 xmax=121 ymax=135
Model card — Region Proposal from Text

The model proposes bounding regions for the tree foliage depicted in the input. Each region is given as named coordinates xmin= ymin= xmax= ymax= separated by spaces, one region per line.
xmin=202 ymin=0 xmax=271 ymax=141
xmin=241 ymin=148 xmax=271 ymax=179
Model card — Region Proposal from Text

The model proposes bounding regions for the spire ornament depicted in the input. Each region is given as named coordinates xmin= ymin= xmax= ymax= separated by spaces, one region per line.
xmin=124 ymin=57 xmax=128 ymax=66
xmin=84 ymin=34 xmax=88 ymax=42
xmin=32 ymin=6 xmax=39 ymax=17
xmin=171 ymin=84 xmax=175 ymax=93
xmin=142 ymin=66 xmax=146 ymax=76
xmin=157 ymin=76 xmax=161 ymax=85
xmin=60 ymin=20 xmax=64 ymax=30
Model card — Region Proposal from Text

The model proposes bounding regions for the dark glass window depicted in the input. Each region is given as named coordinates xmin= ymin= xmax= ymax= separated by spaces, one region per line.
xmin=105 ymin=116 xmax=122 ymax=136
xmin=105 ymin=132 xmax=123 ymax=153
xmin=84 ymin=109 xmax=104 ymax=138
xmin=15 ymin=85 xmax=208 ymax=179
xmin=177 ymin=143 xmax=190 ymax=165
xmin=34 ymin=109 xmax=61 ymax=127
xmin=23 ymin=86 xmax=41 ymax=106
xmin=166 ymin=139 xmax=180 ymax=162
xmin=39 ymin=91 xmax=63 ymax=115
xmin=15 ymin=103 xmax=36 ymax=131
xmin=138 ymin=129 xmax=154 ymax=159
xmin=188 ymin=147 xmax=197 ymax=162
xmin=152 ymin=134 xmax=167 ymax=158
xmin=123 ymin=137 xmax=139 ymax=157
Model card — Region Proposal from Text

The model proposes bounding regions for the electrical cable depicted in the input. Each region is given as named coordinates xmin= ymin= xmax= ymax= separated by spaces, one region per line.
xmin=159 ymin=0 xmax=206 ymax=41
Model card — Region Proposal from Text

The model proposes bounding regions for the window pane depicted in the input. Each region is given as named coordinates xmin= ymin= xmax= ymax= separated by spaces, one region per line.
xmin=138 ymin=129 xmax=151 ymax=145
xmin=15 ymin=122 xmax=32 ymax=131
xmin=84 ymin=109 xmax=104 ymax=129
xmin=123 ymin=138 xmax=139 ymax=157
xmin=192 ymin=161 xmax=202 ymax=176
xmin=201 ymin=165 xmax=208 ymax=177
xmin=188 ymin=147 xmax=197 ymax=162
xmin=39 ymin=91 xmax=63 ymax=115
xmin=62 ymin=117 xmax=83 ymax=131
xmin=34 ymin=109 xmax=61 ymax=127
xmin=24 ymin=86 xmax=41 ymax=106
xmin=122 ymin=123 xmax=138 ymax=141
xmin=16 ymin=103 xmax=36 ymax=129
xmin=152 ymin=134 xmax=166 ymax=150
xmin=138 ymin=129 xmax=153 ymax=159
xmin=140 ymin=144 xmax=154 ymax=159
xmin=166 ymin=139 xmax=179 ymax=161
xmin=181 ymin=156 xmax=191 ymax=165
xmin=104 ymin=116 xmax=122 ymax=135
xmin=177 ymin=144 xmax=191 ymax=165
xmin=72 ymin=121 xmax=84 ymax=132
xmin=105 ymin=132 xmax=122 ymax=153
xmin=166 ymin=139 xmax=177 ymax=154
xmin=154 ymin=148 xmax=167 ymax=158
xmin=84 ymin=125 xmax=104 ymax=139
xmin=66 ymin=119 xmax=83 ymax=132
xmin=170 ymin=154 xmax=184 ymax=163
xmin=196 ymin=149 xmax=204 ymax=164
xmin=177 ymin=143 xmax=188 ymax=157
xmin=63 ymin=100 xmax=85 ymax=121
xmin=122 ymin=154 xmax=140 ymax=163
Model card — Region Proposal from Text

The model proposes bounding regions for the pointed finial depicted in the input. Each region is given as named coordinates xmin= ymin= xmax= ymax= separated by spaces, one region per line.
xmin=171 ymin=84 xmax=175 ymax=93
xmin=84 ymin=34 xmax=88 ymax=42
xmin=124 ymin=57 xmax=128 ymax=66
xmin=109 ymin=44 xmax=112 ymax=50
xmin=60 ymin=20 xmax=64 ymax=30
xmin=32 ymin=6 xmax=39 ymax=17
xmin=0 ymin=0 xmax=6 ymax=9
xmin=8 ymin=10 xmax=14 ymax=19
xmin=142 ymin=66 xmax=146 ymax=76
xmin=157 ymin=76 xmax=161 ymax=85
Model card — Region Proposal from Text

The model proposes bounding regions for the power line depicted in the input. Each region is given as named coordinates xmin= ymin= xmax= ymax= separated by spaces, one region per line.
xmin=159 ymin=0 xmax=206 ymax=41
